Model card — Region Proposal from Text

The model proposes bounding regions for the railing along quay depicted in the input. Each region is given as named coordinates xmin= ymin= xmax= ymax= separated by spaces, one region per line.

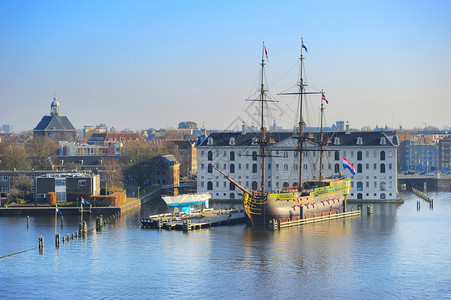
xmin=269 ymin=208 xmax=362 ymax=230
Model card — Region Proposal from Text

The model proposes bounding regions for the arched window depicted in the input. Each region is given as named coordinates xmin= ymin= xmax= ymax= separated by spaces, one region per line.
xmin=230 ymin=151 xmax=235 ymax=161
xmin=230 ymin=164 xmax=235 ymax=173
xmin=334 ymin=163 xmax=340 ymax=173
xmin=230 ymin=193 xmax=235 ymax=199
xmin=252 ymin=151 xmax=258 ymax=161
xmin=357 ymin=151 xmax=362 ymax=161
xmin=208 ymin=164 xmax=213 ymax=173
xmin=252 ymin=164 xmax=257 ymax=173
xmin=284 ymin=164 xmax=289 ymax=171
xmin=380 ymin=163 xmax=386 ymax=173
xmin=380 ymin=151 xmax=385 ymax=161
xmin=252 ymin=181 xmax=258 ymax=190
xmin=207 ymin=181 xmax=213 ymax=190
xmin=357 ymin=193 xmax=363 ymax=200
xmin=208 ymin=151 xmax=213 ymax=161
xmin=229 ymin=182 xmax=235 ymax=191
xmin=357 ymin=181 xmax=363 ymax=191
xmin=283 ymin=182 xmax=290 ymax=189
xmin=294 ymin=164 xmax=298 ymax=171
xmin=380 ymin=193 xmax=386 ymax=200
xmin=334 ymin=151 xmax=340 ymax=161
xmin=292 ymin=182 xmax=298 ymax=187
xmin=357 ymin=164 xmax=363 ymax=173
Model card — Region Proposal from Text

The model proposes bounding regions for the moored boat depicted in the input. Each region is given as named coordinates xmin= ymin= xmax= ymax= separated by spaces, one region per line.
xmin=214 ymin=39 xmax=351 ymax=226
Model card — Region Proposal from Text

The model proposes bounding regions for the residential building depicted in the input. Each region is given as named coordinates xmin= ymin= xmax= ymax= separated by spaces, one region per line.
xmin=439 ymin=137 xmax=451 ymax=171
xmin=34 ymin=172 xmax=100 ymax=203
xmin=167 ymin=140 xmax=197 ymax=178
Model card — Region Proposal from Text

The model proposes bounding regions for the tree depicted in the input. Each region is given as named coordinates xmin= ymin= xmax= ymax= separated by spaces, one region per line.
xmin=0 ymin=138 xmax=30 ymax=170
xmin=26 ymin=135 xmax=58 ymax=170
xmin=12 ymin=175 xmax=34 ymax=198
xmin=103 ymin=158 xmax=124 ymax=192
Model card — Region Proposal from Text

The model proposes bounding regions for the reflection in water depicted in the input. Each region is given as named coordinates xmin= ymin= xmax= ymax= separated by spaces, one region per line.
xmin=0 ymin=192 xmax=450 ymax=299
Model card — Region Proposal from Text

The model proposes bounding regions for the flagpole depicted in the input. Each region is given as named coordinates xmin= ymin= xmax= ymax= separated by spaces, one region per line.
xmin=55 ymin=205 xmax=57 ymax=234
xmin=80 ymin=198 xmax=83 ymax=231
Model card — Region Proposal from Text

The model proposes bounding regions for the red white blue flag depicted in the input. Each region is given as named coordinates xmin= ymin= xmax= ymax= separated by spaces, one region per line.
xmin=322 ymin=92 xmax=329 ymax=104
xmin=343 ymin=157 xmax=356 ymax=175
xmin=56 ymin=205 xmax=63 ymax=215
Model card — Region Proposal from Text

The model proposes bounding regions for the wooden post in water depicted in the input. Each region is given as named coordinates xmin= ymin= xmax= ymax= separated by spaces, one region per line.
xmin=367 ymin=204 xmax=373 ymax=215
xmin=55 ymin=233 xmax=60 ymax=247
xmin=38 ymin=235 xmax=44 ymax=253
xmin=61 ymin=216 xmax=64 ymax=228
xmin=27 ymin=216 xmax=29 ymax=228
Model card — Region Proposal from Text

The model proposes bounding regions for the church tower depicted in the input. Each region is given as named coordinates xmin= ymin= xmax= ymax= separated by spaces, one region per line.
xmin=50 ymin=97 xmax=60 ymax=116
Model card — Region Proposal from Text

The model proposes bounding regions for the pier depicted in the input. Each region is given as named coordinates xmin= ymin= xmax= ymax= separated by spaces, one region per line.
xmin=268 ymin=209 xmax=361 ymax=230
xmin=141 ymin=208 xmax=245 ymax=231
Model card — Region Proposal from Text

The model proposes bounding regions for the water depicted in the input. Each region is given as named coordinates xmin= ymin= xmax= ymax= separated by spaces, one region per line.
xmin=1 ymin=193 xmax=450 ymax=299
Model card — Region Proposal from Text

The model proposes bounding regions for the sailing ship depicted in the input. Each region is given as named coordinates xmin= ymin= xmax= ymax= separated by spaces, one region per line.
xmin=214 ymin=39 xmax=351 ymax=226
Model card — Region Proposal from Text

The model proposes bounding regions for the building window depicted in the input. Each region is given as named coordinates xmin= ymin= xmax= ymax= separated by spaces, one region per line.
xmin=357 ymin=137 xmax=363 ymax=145
xmin=380 ymin=151 xmax=386 ymax=161
xmin=252 ymin=181 xmax=258 ymax=190
xmin=207 ymin=138 xmax=213 ymax=145
xmin=229 ymin=182 xmax=235 ymax=191
xmin=207 ymin=181 xmax=213 ymax=190
xmin=389 ymin=163 xmax=392 ymax=170
xmin=230 ymin=164 xmax=235 ymax=173
xmin=334 ymin=137 xmax=340 ymax=145
xmin=252 ymin=151 xmax=258 ymax=161
xmin=208 ymin=164 xmax=213 ymax=173
xmin=366 ymin=163 xmax=369 ymax=170
xmin=230 ymin=151 xmax=235 ymax=161
xmin=357 ymin=181 xmax=363 ymax=191
xmin=55 ymin=178 xmax=66 ymax=186
xmin=380 ymin=137 xmax=386 ymax=145
xmin=335 ymin=151 xmax=340 ymax=161
xmin=78 ymin=180 xmax=87 ymax=186
xmin=284 ymin=164 xmax=289 ymax=171
xmin=380 ymin=163 xmax=386 ymax=173
xmin=229 ymin=138 xmax=235 ymax=145
xmin=357 ymin=164 xmax=362 ymax=173
xmin=334 ymin=163 xmax=340 ymax=173
xmin=208 ymin=151 xmax=213 ymax=161
xmin=252 ymin=164 xmax=257 ymax=173
xmin=380 ymin=181 xmax=386 ymax=191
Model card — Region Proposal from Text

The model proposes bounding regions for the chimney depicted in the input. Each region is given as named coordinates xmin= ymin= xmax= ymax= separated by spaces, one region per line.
xmin=242 ymin=123 xmax=246 ymax=134
xmin=345 ymin=123 xmax=350 ymax=134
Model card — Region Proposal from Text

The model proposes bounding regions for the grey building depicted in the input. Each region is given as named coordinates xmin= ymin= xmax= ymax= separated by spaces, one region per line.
xmin=35 ymin=172 xmax=100 ymax=203
xmin=34 ymin=97 xmax=77 ymax=142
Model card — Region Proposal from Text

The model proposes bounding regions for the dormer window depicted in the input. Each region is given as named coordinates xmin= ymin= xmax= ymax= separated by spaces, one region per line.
xmin=334 ymin=137 xmax=340 ymax=145
xmin=380 ymin=137 xmax=386 ymax=145
xmin=356 ymin=137 xmax=363 ymax=145
xmin=229 ymin=137 xmax=235 ymax=145
xmin=207 ymin=137 xmax=214 ymax=145
xmin=251 ymin=137 xmax=258 ymax=145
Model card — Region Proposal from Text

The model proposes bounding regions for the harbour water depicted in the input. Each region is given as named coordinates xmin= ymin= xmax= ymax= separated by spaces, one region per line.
xmin=1 ymin=192 xmax=450 ymax=299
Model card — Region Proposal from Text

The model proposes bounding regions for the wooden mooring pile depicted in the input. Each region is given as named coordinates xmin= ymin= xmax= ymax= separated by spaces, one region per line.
xmin=269 ymin=209 xmax=362 ymax=230
xmin=412 ymin=187 xmax=433 ymax=210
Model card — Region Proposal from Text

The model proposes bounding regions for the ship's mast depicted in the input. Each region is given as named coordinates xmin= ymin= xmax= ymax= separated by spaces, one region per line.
xmin=319 ymin=89 xmax=325 ymax=180
xmin=259 ymin=42 xmax=267 ymax=192
xmin=297 ymin=38 xmax=305 ymax=189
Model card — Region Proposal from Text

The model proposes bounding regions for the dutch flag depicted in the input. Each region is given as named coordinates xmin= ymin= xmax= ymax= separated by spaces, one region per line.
xmin=343 ymin=157 xmax=356 ymax=175
xmin=56 ymin=205 xmax=63 ymax=216
xmin=82 ymin=197 xmax=89 ymax=205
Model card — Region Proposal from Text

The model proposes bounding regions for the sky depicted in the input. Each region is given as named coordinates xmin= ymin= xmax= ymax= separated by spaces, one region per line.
xmin=1 ymin=0 xmax=450 ymax=133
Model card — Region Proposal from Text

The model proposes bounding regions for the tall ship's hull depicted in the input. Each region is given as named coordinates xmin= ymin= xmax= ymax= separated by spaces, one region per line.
xmin=242 ymin=177 xmax=351 ymax=226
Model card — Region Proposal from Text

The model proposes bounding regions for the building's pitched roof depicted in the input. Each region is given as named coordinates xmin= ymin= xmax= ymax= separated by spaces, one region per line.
xmin=198 ymin=131 xmax=399 ymax=148
xmin=34 ymin=115 xmax=76 ymax=131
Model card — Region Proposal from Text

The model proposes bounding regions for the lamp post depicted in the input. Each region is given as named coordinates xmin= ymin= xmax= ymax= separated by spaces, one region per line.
xmin=138 ymin=186 xmax=140 ymax=199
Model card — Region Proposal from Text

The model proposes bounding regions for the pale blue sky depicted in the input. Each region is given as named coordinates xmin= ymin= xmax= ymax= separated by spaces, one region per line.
xmin=1 ymin=0 xmax=450 ymax=132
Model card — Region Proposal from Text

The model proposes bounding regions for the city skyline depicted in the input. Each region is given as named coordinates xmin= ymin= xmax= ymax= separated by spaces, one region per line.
xmin=1 ymin=1 xmax=450 ymax=133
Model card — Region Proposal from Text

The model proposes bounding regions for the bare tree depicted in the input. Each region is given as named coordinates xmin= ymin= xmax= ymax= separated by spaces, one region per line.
xmin=0 ymin=138 xmax=30 ymax=170
xmin=26 ymin=135 xmax=58 ymax=170
xmin=103 ymin=158 xmax=124 ymax=192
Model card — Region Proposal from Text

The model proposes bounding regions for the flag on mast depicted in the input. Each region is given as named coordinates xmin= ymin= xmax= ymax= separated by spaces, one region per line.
xmin=343 ymin=157 xmax=356 ymax=175
xmin=302 ymin=40 xmax=308 ymax=53
xmin=82 ymin=197 xmax=89 ymax=205
xmin=264 ymin=44 xmax=269 ymax=62
xmin=322 ymin=92 xmax=329 ymax=104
